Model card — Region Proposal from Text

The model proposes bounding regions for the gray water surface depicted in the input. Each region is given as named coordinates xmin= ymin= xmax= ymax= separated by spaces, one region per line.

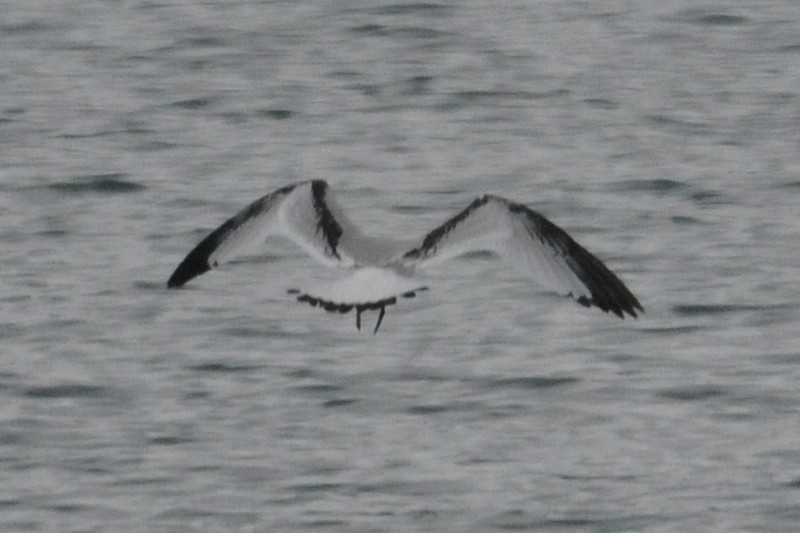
xmin=2 ymin=1 xmax=800 ymax=532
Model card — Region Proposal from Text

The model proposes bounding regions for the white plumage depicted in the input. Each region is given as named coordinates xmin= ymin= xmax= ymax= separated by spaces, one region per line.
xmin=168 ymin=180 xmax=642 ymax=332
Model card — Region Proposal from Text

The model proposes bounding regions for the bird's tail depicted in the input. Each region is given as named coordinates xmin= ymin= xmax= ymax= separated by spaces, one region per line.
xmin=287 ymin=267 xmax=428 ymax=334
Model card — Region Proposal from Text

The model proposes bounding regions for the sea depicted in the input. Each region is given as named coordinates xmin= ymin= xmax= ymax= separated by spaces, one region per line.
xmin=2 ymin=1 xmax=799 ymax=531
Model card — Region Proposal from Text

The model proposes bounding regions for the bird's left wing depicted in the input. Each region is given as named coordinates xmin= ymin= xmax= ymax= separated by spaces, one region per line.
xmin=401 ymin=195 xmax=643 ymax=318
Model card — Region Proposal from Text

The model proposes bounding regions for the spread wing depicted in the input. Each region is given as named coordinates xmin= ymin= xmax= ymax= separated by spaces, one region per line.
xmin=402 ymin=195 xmax=643 ymax=318
xmin=167 ymin=180 xmax=362 ymax=288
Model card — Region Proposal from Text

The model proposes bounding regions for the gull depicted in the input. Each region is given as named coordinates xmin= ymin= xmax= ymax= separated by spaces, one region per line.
xmin=167 ymin=180 xmax=642 ymax=333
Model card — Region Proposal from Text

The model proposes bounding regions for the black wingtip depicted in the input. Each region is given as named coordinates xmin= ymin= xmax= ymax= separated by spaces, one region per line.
xmin=596 ymin=288 xmax=644 ymax=320
xmin=575 ymin=294 xmax=643 ymax=319
xmin=167 ymin=220 xmax=234 ymax=288
xmin=167 ymin=257 xmax=211 ymax=288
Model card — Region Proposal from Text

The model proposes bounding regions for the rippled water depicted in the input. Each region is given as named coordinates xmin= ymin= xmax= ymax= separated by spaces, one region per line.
xmin=2 ymin=1 xmax=800 ymax=531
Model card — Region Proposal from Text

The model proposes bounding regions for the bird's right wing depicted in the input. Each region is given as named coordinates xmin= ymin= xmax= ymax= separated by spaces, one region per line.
xmin=167 ymin=180 xmax=359 ymax=288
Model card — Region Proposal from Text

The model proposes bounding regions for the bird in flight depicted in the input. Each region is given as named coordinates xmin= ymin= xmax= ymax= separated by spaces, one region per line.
xmin=168 ymin=180 xmax=642 ymax=333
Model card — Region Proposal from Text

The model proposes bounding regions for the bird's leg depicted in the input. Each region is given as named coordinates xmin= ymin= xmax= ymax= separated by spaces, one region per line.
xmin=373 ymin=305 xmax=386 ymax=335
